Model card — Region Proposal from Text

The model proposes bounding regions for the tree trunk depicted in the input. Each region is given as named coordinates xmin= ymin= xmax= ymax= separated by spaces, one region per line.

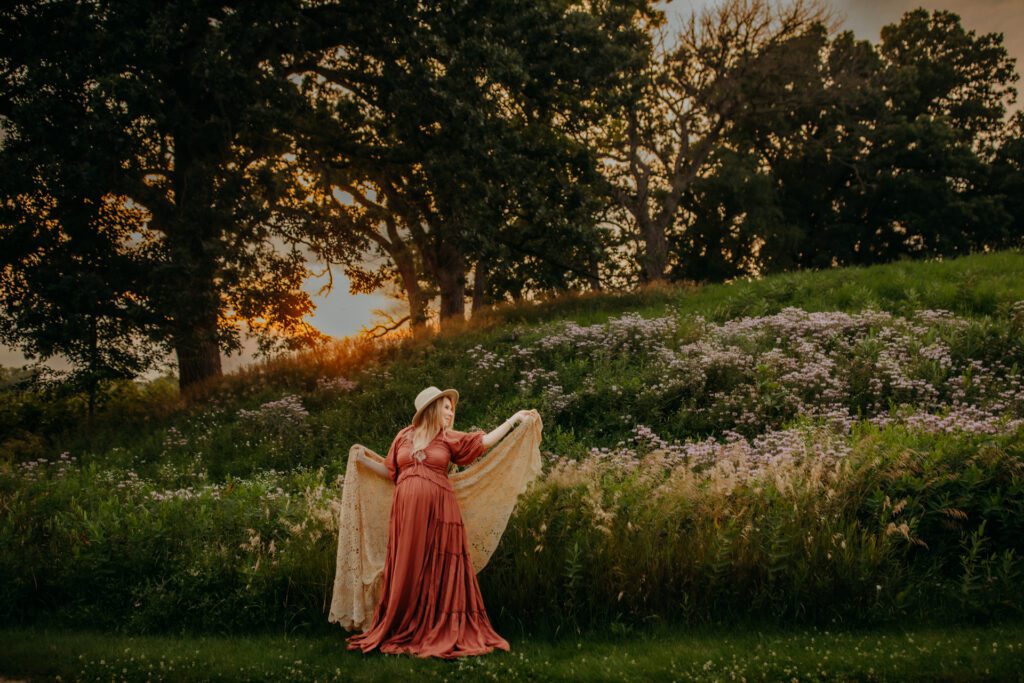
xmin=175 ymin=306 xmax=222 ymax=393
xmin=639 ymin=216 xmax=669 ymax=283
xmin=471 ymin=258 xmax=489 ymax=316
xmin=167 ymin=131 xmax=224 ymax=393
xmin=171 ymin=238 xmax=223 ymax=392
xmin=87 ymin=314 xmax=98 ymax=425
xmin=436 ymin=242 xmax=467 ymax=327
xmin=405 ymin=220 xmax=467 ymax=330
xmin=407 ymin=287 xmax=430 ymax=335
xmin=391 ymin=240 xmax=430 ymax=333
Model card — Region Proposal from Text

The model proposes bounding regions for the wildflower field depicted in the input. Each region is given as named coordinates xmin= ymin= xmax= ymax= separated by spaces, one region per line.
xmin=2 ymin=250 xmax=1024 ymax=652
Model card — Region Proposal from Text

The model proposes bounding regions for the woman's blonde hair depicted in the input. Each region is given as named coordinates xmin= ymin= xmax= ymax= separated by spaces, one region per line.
xmin=410 ymin=395 xmax=454 ymax=453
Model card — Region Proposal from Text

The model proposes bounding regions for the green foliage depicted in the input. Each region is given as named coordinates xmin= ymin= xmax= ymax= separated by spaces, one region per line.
xmin=5 ymin=422 xmax=1022 ymax=637
xmin=0 ymin=0 xmax=330 ymax=391
xmin=669 ymin=8 xmax=1022 ymax=282
xmin=481 ymin=424 xmax=1024 ymax=635
xmin=0 ymin=462 xmax=337 ymax=635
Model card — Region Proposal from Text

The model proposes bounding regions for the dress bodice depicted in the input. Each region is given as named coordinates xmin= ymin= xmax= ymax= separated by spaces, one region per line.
xmin=385 ymin=425 xmax=487 ymax=488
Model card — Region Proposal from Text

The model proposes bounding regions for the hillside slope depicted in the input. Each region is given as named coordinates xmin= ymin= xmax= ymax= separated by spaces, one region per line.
xmin=4 ymin=248 xmax=1024 ymax=475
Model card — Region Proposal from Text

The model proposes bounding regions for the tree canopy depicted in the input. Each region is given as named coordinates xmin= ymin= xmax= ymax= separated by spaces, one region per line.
xmin=1 ymin=0 xmax=1021 ymax=399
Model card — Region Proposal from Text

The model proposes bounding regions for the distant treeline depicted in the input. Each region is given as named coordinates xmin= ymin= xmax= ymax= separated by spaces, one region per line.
xmin=0 ymin=0 xmax=1021 ymax=396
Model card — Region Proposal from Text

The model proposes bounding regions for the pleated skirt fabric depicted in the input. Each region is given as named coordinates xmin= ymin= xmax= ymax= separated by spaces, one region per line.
xmin=345 ymin=462 xmax=510 ymax=659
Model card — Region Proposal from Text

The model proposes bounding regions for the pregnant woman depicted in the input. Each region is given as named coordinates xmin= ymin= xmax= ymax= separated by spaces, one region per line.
xmin=342 ymin=386 xmax=535 ymax=659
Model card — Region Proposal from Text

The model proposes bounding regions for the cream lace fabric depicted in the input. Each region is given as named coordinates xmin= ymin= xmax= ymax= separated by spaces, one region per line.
xmin=328 ymin=409 xmax=544 ymax=631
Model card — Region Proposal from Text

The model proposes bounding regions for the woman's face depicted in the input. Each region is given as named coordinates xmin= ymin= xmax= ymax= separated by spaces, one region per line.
xmin=440 ymin=397 xmax=453 ymax=427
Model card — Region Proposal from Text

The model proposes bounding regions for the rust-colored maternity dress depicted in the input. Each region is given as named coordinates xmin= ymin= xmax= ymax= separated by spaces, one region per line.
xmin=345 ymin=425 xmax=511 ymax=659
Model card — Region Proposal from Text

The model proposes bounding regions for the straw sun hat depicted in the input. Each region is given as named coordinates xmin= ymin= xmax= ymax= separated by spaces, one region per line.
xmin=411 ymin=386 xmax=459 ymax=426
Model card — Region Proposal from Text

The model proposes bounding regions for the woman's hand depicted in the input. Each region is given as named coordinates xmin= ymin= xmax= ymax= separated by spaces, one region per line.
xmin=483 ymin=411 xmax=531 ymax=450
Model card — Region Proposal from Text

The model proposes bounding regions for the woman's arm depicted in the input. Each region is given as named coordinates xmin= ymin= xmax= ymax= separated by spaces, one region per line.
xmin=357 ymin=449 xmax=389 ymax=478
xmin=481 ymin=410 xmax=530 ymax=450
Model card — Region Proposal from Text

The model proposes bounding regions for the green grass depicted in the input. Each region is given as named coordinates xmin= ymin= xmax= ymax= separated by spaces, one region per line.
xmin=480 ymin=249 xmax=1024 ymax=327
xmin=3 ymin=621 xmax=1024 ymax=682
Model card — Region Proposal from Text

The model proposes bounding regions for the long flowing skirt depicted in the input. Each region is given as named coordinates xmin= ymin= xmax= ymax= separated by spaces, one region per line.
xmin=345 ymin=468 xmax=510 ymax=659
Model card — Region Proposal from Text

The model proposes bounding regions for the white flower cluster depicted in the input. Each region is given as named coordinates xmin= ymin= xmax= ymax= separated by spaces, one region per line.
xmin=237 ymin=394 xmax=309 ymax=432
xmin=163 ymin=426 xmax=189 ymax=449
xmin=553 ymin=422 xmax=853 ymax=486
xmin=532 ymin=312 xmax=677 ymax=356
xmin=13 ymin=451 xmax=78 ymax=481
xmin=316 ymin=376 xmax=358 ymax=393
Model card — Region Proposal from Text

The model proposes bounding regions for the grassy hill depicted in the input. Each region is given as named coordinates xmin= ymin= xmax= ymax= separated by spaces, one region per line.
xmin=6 ymin=248 xmax=1024 ymax=464
xmin=2 ymin=248 xmax=1024 ymax=638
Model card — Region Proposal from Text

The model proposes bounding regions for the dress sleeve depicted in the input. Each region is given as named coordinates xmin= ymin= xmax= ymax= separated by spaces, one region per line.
xmin=385 ymin=430 xmax=404 ymax=483
xmin=449 ymin=429 xmax=487 ymax=467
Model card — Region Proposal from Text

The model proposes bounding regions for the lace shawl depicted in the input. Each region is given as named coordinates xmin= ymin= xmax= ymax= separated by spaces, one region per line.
xmin=328 ymin=409 xmax=544 ymax=631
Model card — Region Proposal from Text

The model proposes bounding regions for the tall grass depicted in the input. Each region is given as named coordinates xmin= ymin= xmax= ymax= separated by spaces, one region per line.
xmin=483 ymin=421 xmax=1024 ymax=636
xmin=3 ymin=420 xmax=1022 ymax=637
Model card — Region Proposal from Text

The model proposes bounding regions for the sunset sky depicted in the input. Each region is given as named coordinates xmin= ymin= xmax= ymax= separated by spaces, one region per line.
xmin=2 ymin=0 xmax=1021 ymax=374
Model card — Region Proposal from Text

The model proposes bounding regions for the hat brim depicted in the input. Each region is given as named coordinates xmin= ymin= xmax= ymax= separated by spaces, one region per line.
xmin=412 ymin=388 xmax=459 ymax=426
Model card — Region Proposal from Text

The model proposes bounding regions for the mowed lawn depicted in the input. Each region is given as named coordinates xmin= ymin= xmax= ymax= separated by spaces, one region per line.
xmin=2 ymin=621 xmax=1024 ymax=682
